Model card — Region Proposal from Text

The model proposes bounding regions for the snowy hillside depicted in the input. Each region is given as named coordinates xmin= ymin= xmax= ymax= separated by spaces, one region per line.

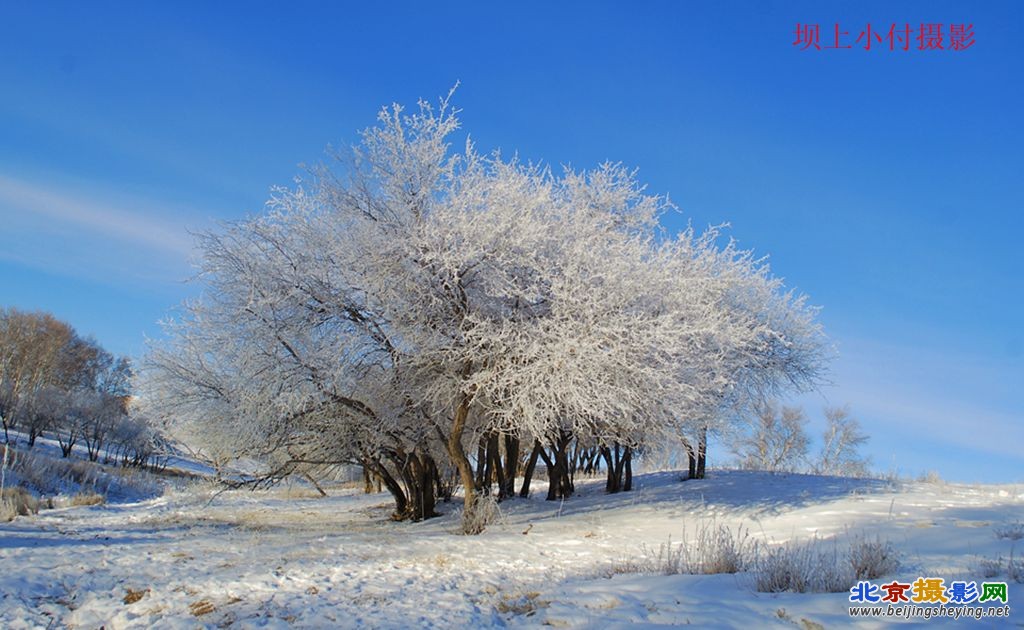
xmin=1 ymin=469 xmax=1021 ymax=628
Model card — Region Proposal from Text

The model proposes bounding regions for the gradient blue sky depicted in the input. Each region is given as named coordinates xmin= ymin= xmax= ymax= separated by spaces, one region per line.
xmin=1 ymin=2 xmax=1020 ymax=481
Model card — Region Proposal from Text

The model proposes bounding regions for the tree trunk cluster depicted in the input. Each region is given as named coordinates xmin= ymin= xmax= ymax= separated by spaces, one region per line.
xmin=357 ymin=426 xmax=696 ymax=524
xmin=601 ymin=442 xmax=633 ymax=493
xmin=362 ymin=447 xmax=442 ymax=522
xmin=681 ymin=426 xmax=708 ymax=480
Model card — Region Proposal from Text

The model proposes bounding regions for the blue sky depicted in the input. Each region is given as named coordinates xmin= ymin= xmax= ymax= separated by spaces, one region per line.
xmin=1 ymin=2 xmax=1020 ymax=481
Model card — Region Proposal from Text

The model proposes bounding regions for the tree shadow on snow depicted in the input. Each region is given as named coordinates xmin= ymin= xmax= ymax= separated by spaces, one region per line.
xmin=505 ymin=469 xmax=892 ymax=522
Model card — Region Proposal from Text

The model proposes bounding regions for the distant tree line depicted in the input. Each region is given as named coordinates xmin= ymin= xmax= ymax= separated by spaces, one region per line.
xmin=0 ymin=307 xmax=161 ymax=468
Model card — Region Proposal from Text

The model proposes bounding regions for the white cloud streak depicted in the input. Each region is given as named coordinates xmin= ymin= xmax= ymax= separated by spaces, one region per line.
xmin=0 ymin=174 xmax=196 ymax=257
xmin=797 ymin=335 xmax=1024 ymax=472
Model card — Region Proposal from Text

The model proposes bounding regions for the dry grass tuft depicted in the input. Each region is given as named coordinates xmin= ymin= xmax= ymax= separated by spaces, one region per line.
xmin=123 ymin=588 xmax=149 ymax=605
xmin=68 ymin=492 xmax=106 ymax=507
xmin=496 ymin=591 xmax=547 ymax=616
xmin=1 ymin=487 xmax=40 ymax=521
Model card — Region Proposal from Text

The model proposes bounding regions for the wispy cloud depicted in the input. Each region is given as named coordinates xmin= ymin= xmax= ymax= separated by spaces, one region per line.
xmin=794 ymin=334 xmax=1023 ymax=479
xmin=0 ymin=173 xmax=195 ymax=257
xmin=0 ymin=172 xmax=218 ymax=291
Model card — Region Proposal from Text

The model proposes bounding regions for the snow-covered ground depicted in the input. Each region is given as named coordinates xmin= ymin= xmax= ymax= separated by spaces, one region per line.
xmin=1 ymin=469 xmax=1021 ymax=628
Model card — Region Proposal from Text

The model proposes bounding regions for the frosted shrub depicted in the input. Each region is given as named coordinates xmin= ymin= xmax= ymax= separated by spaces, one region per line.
xmin=755 ymin=542 xmax=814 ymax=593
xmin=994 ymin=522 xmax=1024 ymax=541
xmin=755 ymin=534 xmax=898 ymax=593
xmin=755 ymin=538 xmax=854 ymax=593
xmin=976 ymin=554 xmax=1024 ymax=583
xmin=977 ymin=556 xmax=1004 ymax=579
xmin=654 ymin=522 xmax=757 ymax=575
xmin=848 ymin=534 xmax=899 ymax=580
xmin=617 ymin=521 xmax=757 ymax=576
xmin=461 ymin=493 xmax=503 ymax=535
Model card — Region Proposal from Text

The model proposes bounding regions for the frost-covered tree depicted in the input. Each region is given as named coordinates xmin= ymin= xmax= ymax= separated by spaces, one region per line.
xmin=20 ymin=385 xmax=63 ymax=447
xmin=814 ymin=405 xmax=870 ymax=477
xmin=106 ymin=410 xmax=162 ymax=469
xmin=141 ymin=90 xmax=828 ymax=531
xmin=733 ymin=403 xmax=810 ymax=472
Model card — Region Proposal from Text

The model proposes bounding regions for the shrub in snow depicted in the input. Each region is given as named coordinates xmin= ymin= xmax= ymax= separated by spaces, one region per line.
xmin=976 ymin=553 xmax=1024 ymax=583
xmin=994 ymin=521 xmax=1024 ymax=541
xmin=461 ymin=493 xmax=503 ymax=534
xmin=848 ymin=534 xmax=899 ymax=580
xmin=754 ymin=538 xmax=854 ymax=593
xmin=976 ymin=555 xmax=1004 ymax=579
xmin=651 ymin=522 xmax=757 ymax=575
xmin=615 ymin=523 xmax=897 ymax=589
xmin=612 ymin=521 xmax=758 ymax=576
xmin=66 ymin=491 xmax=106 ymax=507
xmin=755 ymin=534 xmax=898 ymax=593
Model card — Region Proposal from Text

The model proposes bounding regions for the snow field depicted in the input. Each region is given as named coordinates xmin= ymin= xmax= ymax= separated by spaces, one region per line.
xmin=0 ymin=470 xmax=1021 ymax=628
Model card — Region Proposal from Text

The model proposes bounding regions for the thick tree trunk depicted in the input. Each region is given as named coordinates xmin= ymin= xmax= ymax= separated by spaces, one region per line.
xmin=367 ymin=458 xmax=409 ymax=519
xmin=601 ymin=446 xmax=619 ymax=493
xmin=385 ymin=449 xmax=439 ymax=522
xmin=407 ymin=451 xmax=437 ymax=521
xmin=555 ymin=434 xmax=574 ymax=498
xmin=602 ymin=443 xmax=634 ymax=493
xmin=682 ymin=438 xmax=697 ymax=480
xmin=540 ymin=433 xmax=574 ymax=501
xmin=485 ymin=434 xmax=504 ymax=499
xmin=623 ymin=446 xmax=633 ymax=491
xmin=486 ymin=432 xmax=502 ymax=498
xmin=519 ymin=440 xmax=542 ymax=498
xmin=502 ymin=434 xmax=519 ymax=499
xmin=538 ymin=447 xmax=557 ymax=500
xmin=446 ymin=393 xmax=480 ymax=530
